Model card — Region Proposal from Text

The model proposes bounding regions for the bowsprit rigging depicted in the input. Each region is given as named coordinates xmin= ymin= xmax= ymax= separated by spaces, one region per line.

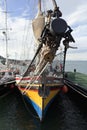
xmin=22 ymin=0 xmax=75 ymax=77
xmin=16 ymin=0 xmax=75 ymax=121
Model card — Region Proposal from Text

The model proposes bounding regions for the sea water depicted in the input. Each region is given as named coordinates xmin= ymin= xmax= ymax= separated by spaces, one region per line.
xmin=65 ymin=61 xmax=87 ymax=75
xmin=0 ymin=61 xmax=87 ymax=130
xmin=0 ymin=91 xmax=87 ymax=130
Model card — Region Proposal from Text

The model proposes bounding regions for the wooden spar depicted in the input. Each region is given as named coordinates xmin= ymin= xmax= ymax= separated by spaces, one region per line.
xmin=52 ymin=0 xmax=57 ymax=9
xmin=38 ymin=0 xmax=58 ymax=12
xmin=38 ymin=0 xmax=42 ymax=15
xmin=4 ymin=0 xmax=8 ymax=68
xmin=32 ymin=0 xmax=45 ymax=45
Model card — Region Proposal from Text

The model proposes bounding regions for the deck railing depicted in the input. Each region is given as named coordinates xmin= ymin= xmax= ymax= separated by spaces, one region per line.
xmin=65 ymin=72 xmax=87 ymax=90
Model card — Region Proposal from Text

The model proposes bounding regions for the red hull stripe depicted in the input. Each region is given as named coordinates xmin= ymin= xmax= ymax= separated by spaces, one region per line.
xmin=16 ymin=77 xmax=60 ymax=81
xmin=19 ymin=87 xmax=60 ymax=91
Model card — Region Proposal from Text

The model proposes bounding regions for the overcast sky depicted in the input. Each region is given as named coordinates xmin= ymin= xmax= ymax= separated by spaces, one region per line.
xmin=0 ymin=0 xmax=87 ymax=60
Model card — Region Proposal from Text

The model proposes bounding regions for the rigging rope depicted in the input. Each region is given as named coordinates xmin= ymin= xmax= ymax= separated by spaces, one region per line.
xmin=21 ymin=51 xmax=64 ymax=95
xmin=22 ymin=62 xmax=49 ymax=94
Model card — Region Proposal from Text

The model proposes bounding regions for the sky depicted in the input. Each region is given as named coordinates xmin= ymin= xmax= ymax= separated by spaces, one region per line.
xmin=0 ymin=0 xmax=87 ymax=61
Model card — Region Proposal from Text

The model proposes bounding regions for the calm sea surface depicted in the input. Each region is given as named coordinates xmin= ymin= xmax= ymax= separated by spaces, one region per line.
xmin=65 ymin=61 xmax=87 ymax=75
xmin=0 ymin=61 xmax=87 ymax=130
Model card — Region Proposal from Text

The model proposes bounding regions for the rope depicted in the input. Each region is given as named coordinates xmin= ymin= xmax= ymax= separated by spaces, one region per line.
xmin=22 ymin=62 xmax=49 ymax=94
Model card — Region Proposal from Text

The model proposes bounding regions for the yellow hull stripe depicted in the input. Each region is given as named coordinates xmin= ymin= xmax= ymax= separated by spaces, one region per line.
xmin=19 ymin=88 xmax=60 ymax=110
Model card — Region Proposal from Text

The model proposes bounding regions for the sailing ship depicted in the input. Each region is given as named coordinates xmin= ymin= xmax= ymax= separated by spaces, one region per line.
xmin=0 ymin=0 xmax=16 ymax=97
xmin=16 ymin=0 xmax=75 ymax=121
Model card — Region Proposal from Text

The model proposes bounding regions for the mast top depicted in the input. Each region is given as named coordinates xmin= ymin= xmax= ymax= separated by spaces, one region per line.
xmin=52 ymin=0 xmax=57 ymax=9
xmin=38 ymin=0 xmax=42 ymax=15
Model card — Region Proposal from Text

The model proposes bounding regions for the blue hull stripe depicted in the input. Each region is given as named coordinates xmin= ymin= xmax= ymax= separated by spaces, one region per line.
xmin=24 ymin=95 xmax=42 ymax=120
xmin=23 ymin=92 xmax=58 ymax=121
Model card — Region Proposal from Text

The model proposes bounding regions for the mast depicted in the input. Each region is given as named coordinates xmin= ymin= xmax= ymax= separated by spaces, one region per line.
xmin=52 ymin=0 xmax=57 ymax=9
xmin=38 ymin=0 xmax=42 ymax=15
xmin=3 ymin=0 xmax=8 ymax=68
xmin=32 ymin=0 xmax=45 ymax=46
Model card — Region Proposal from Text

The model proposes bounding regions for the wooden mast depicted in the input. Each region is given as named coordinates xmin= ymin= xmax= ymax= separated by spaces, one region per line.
xmin=32 ymin=0 xmax=45 ymax=45
xmin=3 ymin=0 xmax=8 ymax=68
xmin=52 ymin=0 xmax=57 ymax=9
xmin=38 ymin=0 xmax=42 ymax=15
